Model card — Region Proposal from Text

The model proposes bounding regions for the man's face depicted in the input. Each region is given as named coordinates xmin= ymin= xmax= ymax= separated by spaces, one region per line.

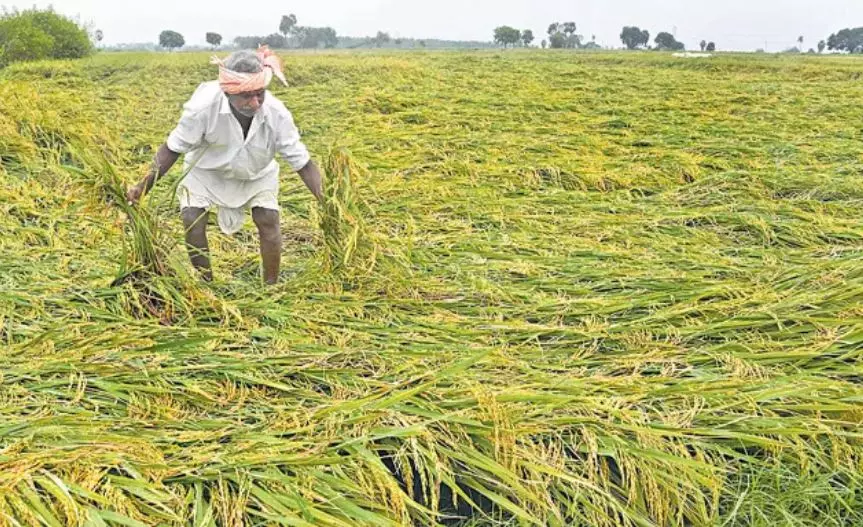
xmin=228 ymin=88 xmax=266 ymax=118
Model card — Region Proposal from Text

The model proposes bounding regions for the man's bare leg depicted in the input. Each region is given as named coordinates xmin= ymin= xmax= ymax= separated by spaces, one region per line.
xmin=181 ymin=207 xmax=213 ymax=282
xmin=252 ymin=207 xmax=281 ymax=285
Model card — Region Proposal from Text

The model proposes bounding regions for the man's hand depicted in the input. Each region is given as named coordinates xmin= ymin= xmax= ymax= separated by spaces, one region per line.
xmin=126 ymin=182 xmax=145 ymax=205
xmin=126 ymin=144 xmax=182 ymax=205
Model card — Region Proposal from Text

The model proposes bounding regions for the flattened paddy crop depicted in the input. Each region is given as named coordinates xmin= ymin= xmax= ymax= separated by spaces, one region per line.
xmin=2 ymin=50 xmax=863 ymax=526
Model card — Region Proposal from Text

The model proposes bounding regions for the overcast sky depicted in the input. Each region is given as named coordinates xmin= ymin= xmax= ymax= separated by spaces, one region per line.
xmin=15 ymin=0 xmax=863 ymax=51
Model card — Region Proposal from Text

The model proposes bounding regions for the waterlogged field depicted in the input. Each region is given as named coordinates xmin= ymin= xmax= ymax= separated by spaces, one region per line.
xmin=2 ymin=50 xmax=863 ymax=526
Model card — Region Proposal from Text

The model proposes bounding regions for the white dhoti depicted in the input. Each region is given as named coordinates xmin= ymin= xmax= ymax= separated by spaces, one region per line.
xmin=177 ymin=160 xmax=280 ymax=235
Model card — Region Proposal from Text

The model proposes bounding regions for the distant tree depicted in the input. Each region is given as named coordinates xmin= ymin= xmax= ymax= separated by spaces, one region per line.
xmin=493 ymin=26 xmax=521 ymax=48
xmin=620 ymin=26 xmax=650 ymax=50
xmin=546 ymin=21 xmax=581 ymax=49
xmin=700 ymin=39 xmax=706 ymax=51
xmin=797 ymin=35 xmax=804 ymax=49
xmin=94 ymin=29 xmax=103 ymax=46
xmin=827 ymin=28 xmax=863 ymax=53
xmin=159 ymin=30 xmax=184 ymax=50
xmin=394 ymin=38 xmax=403 ymax=46
xmin=706 ymin=41 xmax=716 ymax=52
xmin=654 ymin=31 xmax=684 ymax=51
xmin=260 ymin=33 xmax=287 ymax=48
xmin=541 ymin=39 xmax=547 ymax=49
xmin=549 ymin=32 xmax=567 ymax=49
xmin=205 ymin=32 xmax=222 ymax=49
xmin=320 ymin=27 xmax=339 ymax=48
xmin=818 ymin=39 xmax=826 ymax=53
xmin=419 ymin=40 xmax=426 ymax=48
xmin=291 ymin=27 xmax=337 ymax=49
xmin=292 ymin=27 xmax=309 ymax=48
xmin=521 ymin=29 xmax=534 ymax=47
xmin=280 ymin=14 xmax=297 ymax=40
xmin=373 ymin=31 xmax=391 ymax=47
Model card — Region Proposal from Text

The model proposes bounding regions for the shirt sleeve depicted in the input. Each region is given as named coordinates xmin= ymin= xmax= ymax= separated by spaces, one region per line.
xmin=276 ymin=111 xmax=311 ymax=171
xmin=166 ymin=102 xmax=207 ymax=154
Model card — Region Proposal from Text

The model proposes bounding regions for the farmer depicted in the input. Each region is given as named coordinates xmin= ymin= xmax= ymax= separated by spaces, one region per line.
xmin=126 ymin=46 xmax=323 ymax=284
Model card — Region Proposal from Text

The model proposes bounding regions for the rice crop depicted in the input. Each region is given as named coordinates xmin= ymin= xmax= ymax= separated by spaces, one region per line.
xmin=1 ymin=50 xmax=863 ymax=526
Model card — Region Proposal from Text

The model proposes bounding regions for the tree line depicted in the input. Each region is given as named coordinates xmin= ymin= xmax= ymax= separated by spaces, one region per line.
xmin=160 ymin=15 xmax=473 ymax=51
xmin=494 ymin=22 xmax=863 ymax=54
xmin=158 ymin=15 xmax=338 ymax=51
xmin=493 ymin=22 xmax=599 ymax=49
xmin=162 ymin=21 xmax=863 ymax=54
xmin=493 ymin=23 xmax=696 ymax=51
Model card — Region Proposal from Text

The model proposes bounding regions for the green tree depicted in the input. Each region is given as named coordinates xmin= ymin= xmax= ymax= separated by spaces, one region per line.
xmin=206 ymin=32 xmax=222 ymax=49
xmin=818 ymin=40 xmax=826 ymax=53
xmin=319 ymin=27 xmax=338 ymax=49
xmin=493 ymin=26 xmax=521 ymax=48
xmin=706 ymin=41 xmax=716 ymax=52
xmin=700 ymin=39 xmax=706 ymax=51
xmin=374 ymin=31 xmax=391 ymax=48
xmin=549 ymin=32 xmax=566 ymax=49
xmin=0 ymin=8 xmax=92 ymax=67
xmin=521 ymin=29 xmax=534 ymax=47
xmin=159 ymin=30 xmax=185 ymax=50
xmin=94 ymin=29 xmax=103 ymax=46
xmin=827 ymin=28 xmax=863 ymax=53
xmin=261 ymin=33 xmax=287 ymax=48
xmin=654 ymin=31 xmax=684 ymax=51
xmin=290 ymin=27 xmax=338 ymax=49
xmin=541 ymin=39 xmax=547 ymax=49
xmin=546 ymin=21 xmax=581 ymax=49
xmin=620 ymin=26 xmax=650 ymax=50
xmin=280 ymin=14 xmax=297 ymax=40
xmin=0 ymin=17 xmax=53 ymax=66
xmin=28 ymin=9 xmax=92 ymax=58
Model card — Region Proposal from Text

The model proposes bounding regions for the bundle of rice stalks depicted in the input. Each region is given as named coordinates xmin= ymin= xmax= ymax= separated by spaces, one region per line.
xmin=315 ymin=147 xmax=409 ymax=288
xmin=63 ymin=143 xmax=192 ymax=322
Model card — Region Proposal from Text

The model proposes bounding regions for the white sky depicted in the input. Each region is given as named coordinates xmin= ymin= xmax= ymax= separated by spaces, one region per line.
xmin=14 ymin=0 xmax=863 ymax=51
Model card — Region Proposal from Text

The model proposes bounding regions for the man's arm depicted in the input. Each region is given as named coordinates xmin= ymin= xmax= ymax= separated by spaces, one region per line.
xmin=297 ymin=160 xmax=324 ymax=203
xmin=127 ymin=144 xmax=181 ymax=204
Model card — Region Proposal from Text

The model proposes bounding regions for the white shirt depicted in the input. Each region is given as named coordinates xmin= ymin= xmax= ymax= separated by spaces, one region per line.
xmin=167 ymin=81 xmax=310 ymax=211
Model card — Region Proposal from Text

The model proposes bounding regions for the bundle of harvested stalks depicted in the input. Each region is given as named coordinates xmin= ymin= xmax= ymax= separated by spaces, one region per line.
xmin=315 ymin=147 xmax=408 ymax=286
xmin=65 ymin=143 xmax=189 ymax=321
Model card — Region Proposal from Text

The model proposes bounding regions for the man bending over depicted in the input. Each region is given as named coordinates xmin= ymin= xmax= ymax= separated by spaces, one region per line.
xmin=127 ymin=46 xmax=323 ymax=284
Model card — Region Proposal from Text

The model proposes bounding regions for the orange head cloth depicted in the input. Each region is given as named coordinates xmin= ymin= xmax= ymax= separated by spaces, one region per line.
xmin=211 ymin=45 xmax=288 ymax=95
